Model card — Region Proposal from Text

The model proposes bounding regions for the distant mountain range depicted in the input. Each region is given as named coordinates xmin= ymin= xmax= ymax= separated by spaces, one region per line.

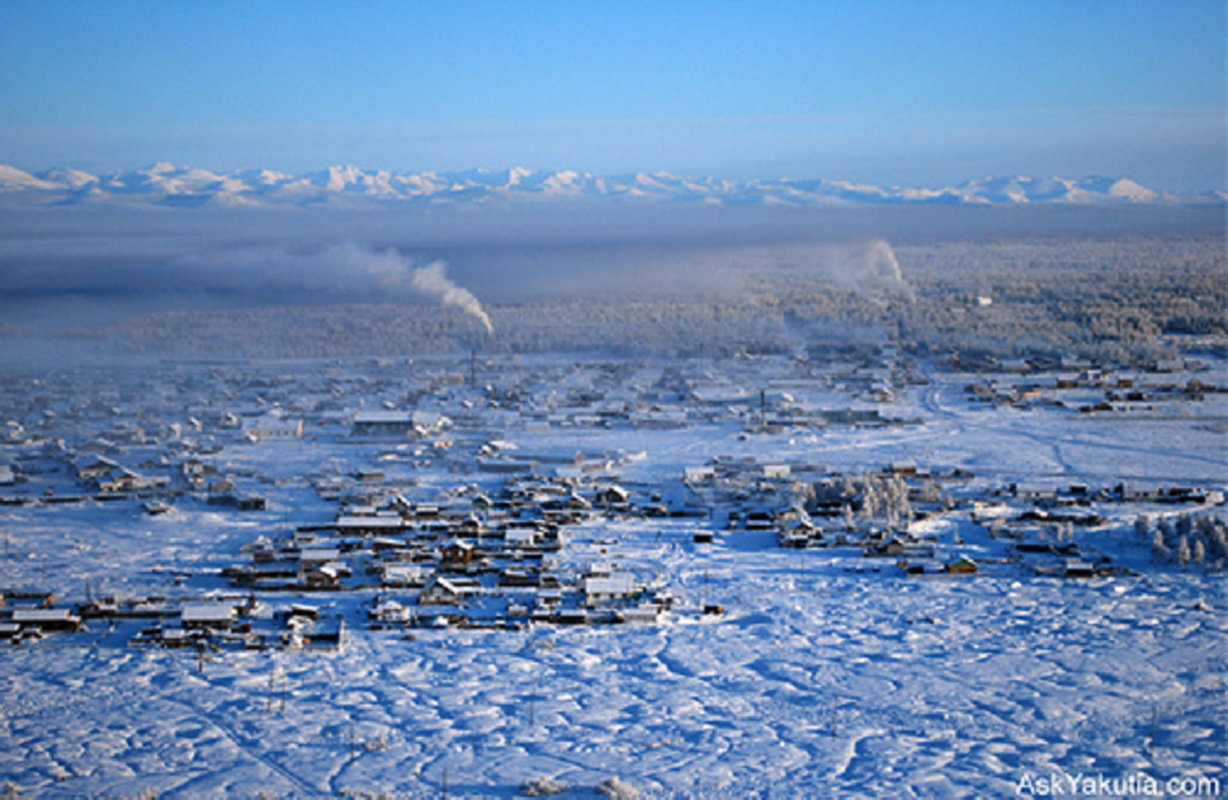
xmin=0 ymin=163 xmax=1222 ymax=208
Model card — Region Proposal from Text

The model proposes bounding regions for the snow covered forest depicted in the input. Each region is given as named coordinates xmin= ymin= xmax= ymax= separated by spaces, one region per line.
xmin=30 ymin=233 xmax=1217 ymax=365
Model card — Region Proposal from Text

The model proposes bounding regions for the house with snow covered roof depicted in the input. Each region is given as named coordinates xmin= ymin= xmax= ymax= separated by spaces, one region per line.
xmin=419 ymin=576 xmax=473 ymax=606
xmin=76 ymin=456 xmax=121 ymax=481
xmin=242 ymin=415 xmax=303 ymax=442
xmin=441 ymin=540 xmax=476 ymax=570
xmin=350 ymin=410 xmax=451 ymax=438
xmin=7 ymin=607 xmax=83 ymax=634
xmin=583 ymin=573 xmax=637 ymax=607
xmin=180 ymin=604 xmax=236 ymax=631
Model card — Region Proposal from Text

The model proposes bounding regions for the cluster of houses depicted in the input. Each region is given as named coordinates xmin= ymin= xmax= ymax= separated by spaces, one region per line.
xmin=63 ymin=454 xmax=268 ymax=511
xmin=944 ymin=351 xmax=1199 ymax=376
xmin=679 ymin=456 xmax=986 ymax=575
xmin=0 ymin=592 xmax=83 ymax=643
xmin=220 ymin=472 xmax=674 ymax=630
xmin=963 ymin=370 xmax=1220 ymax=413
xmin=0 ymin=588 xmax=345 ymax=651
xmin=0 ymin=350 xmax=1221 ymax=654
xmin=107 ymin=597 xmax=346 ymax=651
xmin=688 ymin=456 xmax=1218 ymax=581
xmin=994 ymin=481 xmax=1224 ymax=509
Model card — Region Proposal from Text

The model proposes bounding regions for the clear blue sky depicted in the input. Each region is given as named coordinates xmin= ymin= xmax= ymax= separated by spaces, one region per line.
xmin=1 ymin=0 xmax=1223 ymax=189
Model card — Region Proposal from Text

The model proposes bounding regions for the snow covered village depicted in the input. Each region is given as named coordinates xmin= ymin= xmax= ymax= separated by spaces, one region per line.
xmin=1 ymin=335 xmax=1224 ymax=797
xmin=3 ymin=0 xmax=1226 ymax=795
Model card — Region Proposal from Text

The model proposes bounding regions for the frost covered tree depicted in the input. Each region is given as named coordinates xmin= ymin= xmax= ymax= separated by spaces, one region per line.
xmin=1191 ymin=539 xmax=1206 ymax=566
xmin=1175 ymin=536 xmax=1192 ymax=567
xmin=1133 ymin=514 xmax=1152 ymax=540
xmin=1151 ymin=529 xmax=1170 ymax=562
xmin=887 ymin=476 xmax=912 ymax=525
xmin=861 ymin=476 xmax=883 ymax=518
xmin=1211 ymin=528 xmax=1228 ymax=561
xmin=1156 ymin=516 xmax=1175 ymax=546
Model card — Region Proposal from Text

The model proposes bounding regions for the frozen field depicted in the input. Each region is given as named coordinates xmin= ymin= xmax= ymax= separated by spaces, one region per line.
xmin=0 ymin=355 xmax=1224 ymax=798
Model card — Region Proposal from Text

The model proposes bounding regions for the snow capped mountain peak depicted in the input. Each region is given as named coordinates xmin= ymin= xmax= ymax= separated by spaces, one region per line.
xmin=1102 ymin=177 xmax=1159 ymax=202
xmin=320 ymin=164 xmax=366 ymax=191
xmin=0 ymin=163 xmax=1213 ymax=209
xmin=0 ymin=165 xmax=61 ymax=192
xmin=235 ymin=168 xmax=295 ymax=186
xmin=35 ymin=167 xmax=99 ymax=189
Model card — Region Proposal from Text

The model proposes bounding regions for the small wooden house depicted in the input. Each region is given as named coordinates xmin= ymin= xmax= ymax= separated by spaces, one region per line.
xmin=441 ymin=540 xmax=475 ymax=569
xmin=419 ymin=577 xmax=467 ymax=606
xmin=596 ymin=485 xmax=632 ymax=511
xmin=868 ymin=537 xmax=909 ymax=557
xmin=304 ymin=565 xmax=343 ymax=590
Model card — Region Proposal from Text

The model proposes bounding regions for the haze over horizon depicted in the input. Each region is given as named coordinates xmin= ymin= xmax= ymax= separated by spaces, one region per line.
xmin=1 ymin=0 xmax=1224 ymax=193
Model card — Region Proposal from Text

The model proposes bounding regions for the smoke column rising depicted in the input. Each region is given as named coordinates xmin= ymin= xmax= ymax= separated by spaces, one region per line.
xmin=408 ymin=261 xmax=495 ymax=336
xmin=859 ymin=240 xmax=914 ymax=302
xmin=352 ymin=244 xmax=494 ymax=336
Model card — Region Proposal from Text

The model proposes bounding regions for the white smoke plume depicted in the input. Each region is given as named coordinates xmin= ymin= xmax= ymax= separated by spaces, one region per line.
xmin=860 ymin=240 xmax=914 ymax=302
xmin=345 ymin=243 xmax=494 ymax=336
xmin=407 ymin=260 xmax=495 ymax=336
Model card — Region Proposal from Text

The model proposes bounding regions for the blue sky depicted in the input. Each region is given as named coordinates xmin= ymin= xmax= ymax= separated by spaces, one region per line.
xmin=1 ymin=0 xmax=1223 ymax=190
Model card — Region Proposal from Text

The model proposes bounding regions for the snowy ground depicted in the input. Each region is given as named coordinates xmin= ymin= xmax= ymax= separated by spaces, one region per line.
xmin=0 ymin=355 xmax=1224 ymax=798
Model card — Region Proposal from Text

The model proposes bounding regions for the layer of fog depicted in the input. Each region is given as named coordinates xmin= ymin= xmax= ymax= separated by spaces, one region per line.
xmin=0 ymin=203 xmax=1220 ymax=333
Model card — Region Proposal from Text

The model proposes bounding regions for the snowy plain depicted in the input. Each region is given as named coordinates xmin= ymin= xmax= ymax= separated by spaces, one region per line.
xmin=0 ymin=353 xmax=1224 ymax=799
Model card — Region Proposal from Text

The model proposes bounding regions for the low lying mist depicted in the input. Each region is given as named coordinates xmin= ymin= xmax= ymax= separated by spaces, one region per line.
xmin=0 ymin=203 xmax=1221 ymax=362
